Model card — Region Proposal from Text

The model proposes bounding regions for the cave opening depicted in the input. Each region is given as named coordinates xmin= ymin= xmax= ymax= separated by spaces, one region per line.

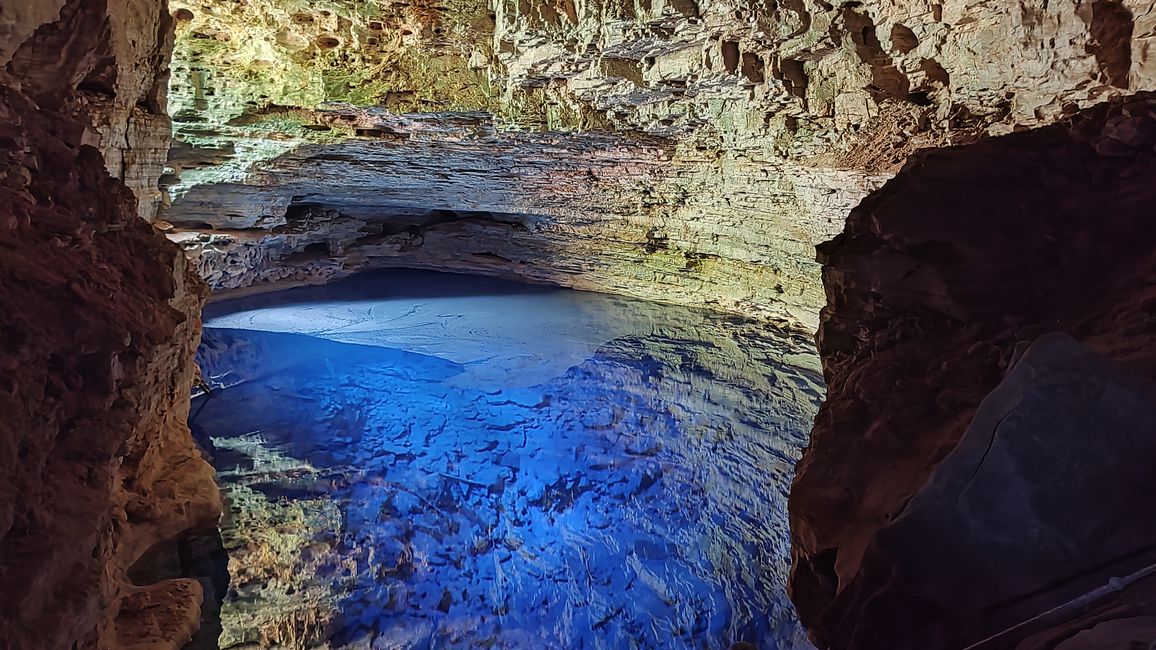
xmin=189 ymin=269 xmax=823 ymax=648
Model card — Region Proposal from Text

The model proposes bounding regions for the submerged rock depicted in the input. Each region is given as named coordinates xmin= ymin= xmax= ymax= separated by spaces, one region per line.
xmin=192 ymin=272 xmax=824 ymax=649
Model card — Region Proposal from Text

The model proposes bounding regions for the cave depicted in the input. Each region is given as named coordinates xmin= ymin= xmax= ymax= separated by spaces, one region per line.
xmin=2 ymin=1 xmax=1156 ymax=650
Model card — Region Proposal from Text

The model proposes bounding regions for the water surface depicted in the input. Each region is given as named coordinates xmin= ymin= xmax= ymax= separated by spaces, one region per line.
xmin=192 ymin=270 xmax=822 ymax=649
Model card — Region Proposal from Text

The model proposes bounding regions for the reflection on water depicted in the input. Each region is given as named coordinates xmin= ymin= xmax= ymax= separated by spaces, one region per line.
xmin=192 ymin=270 xmax=823 ymax=649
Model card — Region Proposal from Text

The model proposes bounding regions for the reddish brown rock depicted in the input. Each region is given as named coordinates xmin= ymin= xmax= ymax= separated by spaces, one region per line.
xmin=0 ymin=1 xmax=220 ymax=648
xmin=789 ymin=93 xmax=1156 ymax=648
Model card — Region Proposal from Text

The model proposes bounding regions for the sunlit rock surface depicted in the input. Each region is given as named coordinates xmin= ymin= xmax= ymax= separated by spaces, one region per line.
xmin=165 ymin=110 xmax=884 ymax=329
xmin=162 ymin=0 xmax=1156 ymax=329
xmin=166 ymin=0 xmax=1156 ymax=147
xmin=192 ymin=270 xmax=823 ymax=649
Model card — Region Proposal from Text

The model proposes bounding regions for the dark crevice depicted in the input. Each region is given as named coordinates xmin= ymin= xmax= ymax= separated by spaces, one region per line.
xmin=919 ymin=58 xmax=950 ymax=88
xmin=722 ymin=41 xmax=740 ymax=74
xmin=842 ymin=7 xmax=911 ymax=101
xmin=889 ymin=24 xmax=919 ymax=54
xmin=779 ymin=58 xmax=809 ymax=101
xmin=1089 ymin=0 xmax=1134 ymax=88
xmin=740 ymin=52 xmax=765 ymax=83
xmin=77 ymin=55 xmax=118 ymax=98
xmin=127 ymin=524 xmax=229 ymax=650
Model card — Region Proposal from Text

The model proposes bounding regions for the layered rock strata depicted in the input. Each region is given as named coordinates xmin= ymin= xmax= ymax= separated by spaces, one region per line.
xmin=163 ymin=0 xmax=1156 ymax=328
xmin=164 ymin=110 xmax=884 ymax=328
xmin=0 ymin=1 xmax=221 ymax=647
xmin=789 ymin=93 xmax=1156 ymax=648
xmin=3 ymin=0 xmax=175 ymax=220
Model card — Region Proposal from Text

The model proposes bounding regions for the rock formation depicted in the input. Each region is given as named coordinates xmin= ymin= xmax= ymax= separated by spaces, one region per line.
xmin=165 ymin=109 xmax=883 ymax=328
xmin=160 ymin=0 xmax=1156 ymax=330
xmin=156 ymin=10 xmax=1156 ymax=642
xmin=3 ymin=0 xmax=175 ymax=220
xmin=4 ymin=0 xmax=1156 ymax=647
xmin=0 ymin=1 xmax=220 ymax=648
xmin=790 ymin=92 xmax=1156 ymax=648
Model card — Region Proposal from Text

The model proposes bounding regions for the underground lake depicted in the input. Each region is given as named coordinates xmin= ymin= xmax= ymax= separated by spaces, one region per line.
xmin=190 ymin=269 xmax=825 ymax=649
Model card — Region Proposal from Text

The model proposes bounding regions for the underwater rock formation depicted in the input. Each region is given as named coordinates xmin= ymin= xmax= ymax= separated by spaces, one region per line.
xmin=191 ymin=272 xmax=825 ymax=649
xmin=0 ymin=1 xmax=220 ymax=648
xmin=790 ymin=92 xmax=1156 ymax=649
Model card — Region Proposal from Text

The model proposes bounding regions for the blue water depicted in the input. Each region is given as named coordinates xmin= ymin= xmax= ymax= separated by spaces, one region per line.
xmin=192 ymin=270 xmax=822 ymax=649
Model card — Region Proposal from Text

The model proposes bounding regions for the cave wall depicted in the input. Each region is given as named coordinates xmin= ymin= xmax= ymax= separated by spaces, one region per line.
xmin=0 ymin=1 xmax=220 ymax=647
xmin=2 ymin=1 xmax=1154 ymax=647
xmin=163 ymin=110 xmax=884 ymax=327
xmin=2 ymin=0 xmax=175 ymax=221
xmin=161 ymin=0 xmax=1156 ymax=328
xmin=789 ymin=92 xmax=1156 ymax=648
xmin=164 ymin=0 xmax=1156 ymax=146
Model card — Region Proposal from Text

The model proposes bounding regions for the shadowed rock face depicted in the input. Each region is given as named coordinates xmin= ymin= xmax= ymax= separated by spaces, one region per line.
xmin=819 ymin=333 xmax=1156 ymax=649
xmin=0 ymin=1 xmax=220 ymax=648
xmin=789 ymin=93 xmax=1156 ymax=649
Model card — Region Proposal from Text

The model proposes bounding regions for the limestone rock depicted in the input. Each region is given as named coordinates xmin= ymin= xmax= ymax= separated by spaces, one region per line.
xmin=3 ymin=0 xmax=175 ymax=220
xmin=167 ymin=0 xmax=1156 ymax=150
xmin=162 ymin=0 xmax=1156 ymax=329
xmin=164 ymin=109 xmax=885 ymax=328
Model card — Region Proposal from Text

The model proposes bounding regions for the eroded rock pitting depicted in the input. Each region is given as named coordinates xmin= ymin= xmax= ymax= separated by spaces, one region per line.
xmin=191 ymin=269 xmax=822 ymax=649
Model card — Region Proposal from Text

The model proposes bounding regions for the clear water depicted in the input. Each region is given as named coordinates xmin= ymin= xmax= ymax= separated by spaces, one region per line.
xmin=191 ymin=270 xmax=822 ymax=650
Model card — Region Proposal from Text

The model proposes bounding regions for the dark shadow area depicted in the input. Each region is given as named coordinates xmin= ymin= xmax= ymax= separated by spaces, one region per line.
xmin=128 ymin=527 xmax=231 ymax=650
xmin=205 ymin=268 xmax=561 ymax=320
xmin=790 ymin=92 xmax=1156 ymax=650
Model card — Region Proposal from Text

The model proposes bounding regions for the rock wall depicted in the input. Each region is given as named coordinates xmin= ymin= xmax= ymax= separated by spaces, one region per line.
xmin=489 ymin=0 xmax=1156 ymax=150
xmin=164 ymin=110 xmax=884 ymax=328
xmin=161 ymin=0 xmax=1156 ymax=328
xmin=789 ymin=92 xmax=1156 ymax=648
xmin=165 ymin=0 xmax=1156 ymax=148
xmin=2 ymin=0 xmax=175 ymax=221
xmin=0 ymin=1 xmax=220 ymax=648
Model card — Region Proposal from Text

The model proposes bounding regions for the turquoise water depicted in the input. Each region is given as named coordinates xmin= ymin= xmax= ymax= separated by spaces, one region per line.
xmin=192 ymin=270 xmax=822 ymax=649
